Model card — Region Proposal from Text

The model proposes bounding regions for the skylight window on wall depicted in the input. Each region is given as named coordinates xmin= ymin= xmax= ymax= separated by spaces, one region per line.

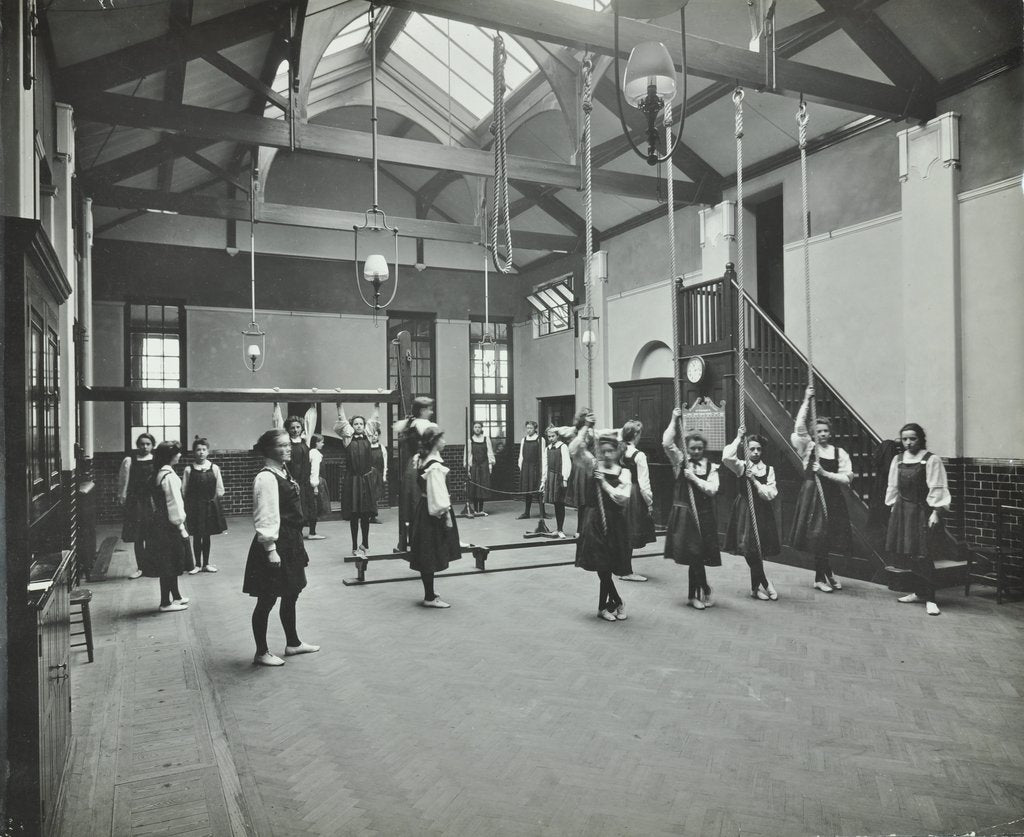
xmin=389 ymin=13 xmax=536 ymax=120
xmin=323 ymin=17 xmax=371 ymax=59
xmin=528 ymin=278 xmax=575 ymax=338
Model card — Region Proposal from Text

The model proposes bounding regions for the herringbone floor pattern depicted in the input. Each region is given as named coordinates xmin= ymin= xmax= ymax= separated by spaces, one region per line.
xmin=58 ymin=504 xmax=1024 ymax=836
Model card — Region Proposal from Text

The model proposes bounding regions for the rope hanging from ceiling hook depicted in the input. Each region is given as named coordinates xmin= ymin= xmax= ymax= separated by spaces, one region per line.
xmin=581 ymin=56 xmax=596 ymax=411
xmin=490 ymin=34 xmax=514 ymax=273
xmin=796 ymin=97 xmax=828 ymax=517
xmin=733 ymin=87 xmax=763 ymax=560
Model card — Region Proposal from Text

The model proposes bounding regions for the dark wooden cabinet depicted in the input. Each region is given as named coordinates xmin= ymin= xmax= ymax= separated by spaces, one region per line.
xmin=3 ymin=217 xmax=73 ymax=834
xmin=611 ymin=378 xmax=674 ymax=525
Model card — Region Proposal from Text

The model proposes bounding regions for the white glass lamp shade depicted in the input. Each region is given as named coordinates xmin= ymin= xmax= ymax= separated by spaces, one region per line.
xmin=363 ymin=254 xmax=389 ymax=282
xmin=581 ymin=330 xmax=597 ymax=347
xmin=623 ymin=41 xmax=677 ymax=107
xmin=247 ymin=344 xmax=262 ymax=361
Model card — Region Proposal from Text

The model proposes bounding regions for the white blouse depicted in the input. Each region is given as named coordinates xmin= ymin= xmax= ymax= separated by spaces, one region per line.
xmin=884 ymin=451 xmax=951 ymax=509
xmin=420 ymin=453 xmax=452 ymax=516
xmin=542 ymin=441 xmax=571 ymax=485
xmin=790 ymin=401 xmax=853 ymax=484
xmin=155 ymin=466 xmax=187 ymax=531
xmin=517 ymin=434 xmax=540 ymax=469
xmin=722 ymin=439 xmax=778 ymax=501
xmin=309 ymin=448 xmax=323 ymax=487
xmin=624 ymin=444 xmax=653 ymax=507
xmin=252 ymin=462 xmax=293 ymax=551
xmin=662 ymin=423 xmax=720 ymax=495
xmin=182 ymin=460 xmax=225 ymax=497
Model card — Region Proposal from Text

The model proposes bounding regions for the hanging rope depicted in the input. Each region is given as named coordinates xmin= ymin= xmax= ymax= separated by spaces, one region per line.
xmin=733 ymin=87 xmax=763 ymax=560
xmin=797 ymin=99 xmax=828 ymax=517
xmin=582 ymin=58 xmax=596 ymax=410
xmin=666 ymin=113 xmax=680 ymax=411
xmin=490 ymin=34 xmax=513 ymax=273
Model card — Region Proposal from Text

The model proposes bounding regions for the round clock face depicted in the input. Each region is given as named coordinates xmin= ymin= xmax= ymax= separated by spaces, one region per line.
xmin=686 ymin=356 xmax=705 ymax=384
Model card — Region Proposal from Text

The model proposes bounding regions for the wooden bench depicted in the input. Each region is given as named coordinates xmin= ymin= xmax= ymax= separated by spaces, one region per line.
xmin=965 ymin=502 xmax=1023 ymax=604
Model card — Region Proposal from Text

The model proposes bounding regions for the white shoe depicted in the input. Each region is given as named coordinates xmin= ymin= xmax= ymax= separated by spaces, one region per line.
xmin=827 ymin=575 xmax=842 ymax=590
xmin=753 ymin=588 xmax=770 ymax=601
xmin=253 ymin=652 xmax=285 ymax=667
xmin=689 ymin=598 xmax=706 ymax=610
xmin=614 ymin=605 xmax=627 ymax=620
xmin=897 ymin=593 xmax=921 ymax=603
xmin=555 ymin=531 xmax=568 ymax=539
xmin=422 ymin=597 xmax=451 ymax=608
xmin=926 ymin=601 xmax=941 ymax=616
xmin=617 ymin=573 xmax=647 ymax=582
xmin=174 ymin=597 xmax=190 ymax=605
xmin=765 ymin=581 xmax=779 ymax=600
xmin=702 ymin=587 xmax=715 ymax=608
xmin=476 ymin=511 xmax=488 ymax=517
xmin=814 ymin=581 xmax=834 ymax=593
xmin=285 ymin=642 xmax=320 ymax=656
xmin=188 ymin=567 xmax=201 ymax=575
xmin=351 ymin=549 xmax=362 ymax=558
xmin=597 ymin=609 xmax=617 ymax=621
xmin=129 ymin=570 xmax=143 ymax=579
xmin=158 ymin=602 xmax=188 ymax=612
xmin=202 ymin=565 xmax=218 ymax=573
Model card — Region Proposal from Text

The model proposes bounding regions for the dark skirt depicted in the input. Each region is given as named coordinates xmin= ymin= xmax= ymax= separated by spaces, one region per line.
xmin=789 ymin=478 xmax=852 ymax=555
xmin=724 ymin=491 xmax=780 ymax=559
xmin=664 ymin=502 xmax=721 ymax=567
xmin=520 ymin=461 xmax=542 ymax=495
xmin=243 ymin=524 xmax=309 ymax=598
xmin=184 ymin=497 xmax=227 ymax=538
xmin=885 ymin=498 xmax=931 ymax=557
xmin=626 ymin=484 xmax=656 ymax=549
xmin=544 ymin=472 xmax=567 ymax=504
xmin=407 ymin=502 xmax=462 ymax=573
xmin=575 ymin=503 xmax=632 ymax=575
xmin=341 ymin=472 xmax=377 ymax=519
xmin=138 ymin=522 xmax=194 ymax=577
xmin=566 ymin=462 xmax=589 ymax=509
xmin=468 ymin=463 xmax=491 ymax=502
xmin=122 ymin=496 xmax=153 ymax=543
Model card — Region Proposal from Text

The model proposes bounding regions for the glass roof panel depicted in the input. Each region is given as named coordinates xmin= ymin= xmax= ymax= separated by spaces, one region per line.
xmin=550 ymin=0 xmax=611 ymax=9
xmin=323 ymin=17 xmax=370 ymax=59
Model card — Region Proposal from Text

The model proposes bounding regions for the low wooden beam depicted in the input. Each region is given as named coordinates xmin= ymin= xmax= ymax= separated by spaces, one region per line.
xmin=56 ymin=0 xmax=286 ymax=99
xmin=379 ymin=0 xmax=929 ymax=121
xmin=86 ymin=184 xmax=579 ymax=252
xmin=70 ymin=92 xmax=697 ymax=203
xmin=81 ymin=386 xmax=400 ymax=404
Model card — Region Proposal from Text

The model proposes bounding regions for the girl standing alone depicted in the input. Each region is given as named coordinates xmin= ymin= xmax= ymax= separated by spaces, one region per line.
xmin=884 ymin=423 xmax=950 ymax=616
xmin=466 ymin=421 xmax=495 ymax=517
xmin=517 ymin=420 xmax=544 ymax=520
xmin=183 ymin=437 xmax=227 ymax=574
xmin=117 ymin=432 xmax=156 ymax=579
xmin=139 ymin=441 xmax=193 ymax=612
xmin=334 ymin=409 xmax=380 ymax=557
xmin=663 ymin=409 xmax=721 ymax=610
xmin=540 ymin=426 xmax=571 ymax=539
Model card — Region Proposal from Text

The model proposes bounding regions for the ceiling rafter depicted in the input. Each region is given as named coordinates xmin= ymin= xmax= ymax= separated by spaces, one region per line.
xmin=158 ymin=0 xmax=192 ymax=195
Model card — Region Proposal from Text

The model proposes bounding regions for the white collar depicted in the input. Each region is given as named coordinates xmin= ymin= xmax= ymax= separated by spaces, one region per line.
xmin=422 ymin=452 xmax=444 ymax=465
xmin=191 ymin=459 xmax=212 ymax=470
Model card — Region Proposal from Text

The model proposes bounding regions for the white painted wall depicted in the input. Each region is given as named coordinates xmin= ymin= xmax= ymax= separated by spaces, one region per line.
xmin=605 ymin=278 xmax=675 ymax=384
xmin=92 ymin=302 xmax=125 ymax=451
xmin=959 ymin=178 xmax=1024 ymax=458
xmin=513 ymin=322 xmax=575 ymax=428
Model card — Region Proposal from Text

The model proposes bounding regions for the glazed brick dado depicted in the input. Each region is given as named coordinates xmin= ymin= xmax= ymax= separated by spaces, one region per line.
xmin=945 ymin=457 xmax=1023 ymax=549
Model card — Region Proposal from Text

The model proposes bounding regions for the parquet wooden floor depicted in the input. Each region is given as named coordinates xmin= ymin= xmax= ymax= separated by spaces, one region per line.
xmin=57 ymin=503 xmax=1024 ymax=837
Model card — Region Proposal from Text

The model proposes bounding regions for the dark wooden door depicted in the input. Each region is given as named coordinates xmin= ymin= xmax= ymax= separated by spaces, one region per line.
xmin=537 ymin=395 xmax=574 ymax=430
xmin=611 ymin=378 xmax=673 ymax=525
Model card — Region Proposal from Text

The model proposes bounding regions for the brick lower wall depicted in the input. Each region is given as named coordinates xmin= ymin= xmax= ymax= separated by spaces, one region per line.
xmin=946 ymin=457 xmax=1023 ymax=549
xmin=94 ymin=444 xmax=524 ymax=523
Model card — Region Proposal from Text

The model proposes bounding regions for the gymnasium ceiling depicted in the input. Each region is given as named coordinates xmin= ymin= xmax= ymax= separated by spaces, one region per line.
xmin=47 ymin=0 xmax=1022 ymax=267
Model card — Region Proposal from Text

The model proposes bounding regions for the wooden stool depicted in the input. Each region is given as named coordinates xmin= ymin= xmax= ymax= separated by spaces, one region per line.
xmin=70 ymin=588 xmax=95 ymax=663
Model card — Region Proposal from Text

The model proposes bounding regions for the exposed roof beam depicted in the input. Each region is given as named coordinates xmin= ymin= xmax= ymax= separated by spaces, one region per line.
xmin=79 ymin=136 xmax=217 ymax=186
xmin=158 ymin=0 xmax=192 ymax=194
xmin=87 ymin=184 xmax=579 ymax=252
xmin=70 ymin=92 xmax=699 ymax=202
xmin=55 ymin=0 xmax=286 ymax=99
xmin=201 ymin=51 xmax=290 ymax=111
xmin=934 ymin=44 xmax=1023 ymax=100
xmin=377 ymin=0 xmax=927 ymax=120
xmin=181 ymin=150 xmax=250 ymax=193
xmin=513 ymin=182 xmax=591 ymax=241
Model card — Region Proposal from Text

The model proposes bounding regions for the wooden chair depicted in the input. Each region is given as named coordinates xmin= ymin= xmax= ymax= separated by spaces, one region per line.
xmin=70 ymin=587 xmax=95 ymax=663
xmin=965 ymin=502 xmax=1024 ymax=604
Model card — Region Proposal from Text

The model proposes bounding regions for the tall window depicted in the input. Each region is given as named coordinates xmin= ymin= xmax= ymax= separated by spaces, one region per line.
xmin=387 ymin=314 xmax=436 ymax=476
xmin=125 ymin=303 xmax=186 ymax=446
xmin=469 ymin=320 xmax=511 ymax=452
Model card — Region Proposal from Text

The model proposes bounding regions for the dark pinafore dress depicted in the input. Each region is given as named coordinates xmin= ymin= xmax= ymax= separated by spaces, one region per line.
xmin=243 ymin=468 xmax=309 ymax=598
xmin=341 ymin=434 xmax=379 ymax=519
xmin=286 ymin=439 xmax=313 ymax=522
xmin=575 ymin=470 xmax=632 ymax=575
xmin=122 ymin=457 xmax=155 ymax=543
xmin=543 ymin=444 xmax=567 ymax=504
xmin=664 ymin=460 xmax=721 ymax=567
xmin=623 ymin=449 xmax=656 ymax=549
xmin=468 ymin=439 xmax=491 ymax=502
xmin=139 ymin=471 xmax=193 ymax=578
xmin=369 ymin=443 xmax=385 ymax=503
xmin=724 ymin=465 xmax=781 ymax=559
xmin=520 ymin=437 xmax=542 ymax=496
xmin=398 ymin=429 xmax=425 ymax=550
xmin=407 ymin=459 xmax=462 ymax=573
xmin=566 ymin=433 xmax=595 ymax=509
xmin=184 ymin=465 xmax=227 ymax=537
xmin=884 ymin=452 xmax=941 ymax=585
xmin=789 ymin=449 xmax=852 ymax=555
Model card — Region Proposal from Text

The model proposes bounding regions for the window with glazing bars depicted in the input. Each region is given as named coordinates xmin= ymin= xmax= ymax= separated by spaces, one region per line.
xmin=125 ymin=303 xmax=186 ymax=446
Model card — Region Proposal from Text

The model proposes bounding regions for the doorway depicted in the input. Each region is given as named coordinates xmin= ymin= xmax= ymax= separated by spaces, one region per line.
xmin=537 ymin=395 xmax=575 ymax=430
xmin=755 ymin=193 xmax=785 ymax=328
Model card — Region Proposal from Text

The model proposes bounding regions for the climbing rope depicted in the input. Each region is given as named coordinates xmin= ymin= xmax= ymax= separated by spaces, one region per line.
xmin=491 ymin=34 xmax=513 ymax=273
xmin=733 ymin=87 xmax=764 ymax=560
xmin=797 ymin=99 xmax=828 ymax=517
xmin=666 ymin=112 xmax=681 ymax=411
xmin=582 ymin=58 xmax=596 ymax=410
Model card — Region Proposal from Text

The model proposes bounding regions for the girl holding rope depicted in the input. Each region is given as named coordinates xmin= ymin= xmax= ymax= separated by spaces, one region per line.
xmin=541 ymin=426 xmax=572 ymax=539
xmin=574 ymin=434 xmax=633 ymax=621
xmin=392 ymin=397 xmax=438 ymax=552
xmin=334 ymin=408 xmax=379 ymax=557
xmin=466 ymin=421 xmax=495 ymax=517
xmin=663 ymin=409 xmax=721 ymax=610
xmin=618 ymin=420 xmax=654 ymax=582
xmin=790 ymin=386 xmax=853 ymax=593
xmin=723 ymin=427 xmax=780 ymax=600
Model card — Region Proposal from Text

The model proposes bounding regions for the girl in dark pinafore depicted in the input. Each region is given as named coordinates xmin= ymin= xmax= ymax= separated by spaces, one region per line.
xmin=884 ymin=422 xmax=950 ymax=616
xmin=139 ymin=441 xmax=193 ymax=612
xmin=618 ymin=419 xmax=654 ymax=583
xmin=517 ymin=420 xmax=544 ymax=520
xmin=662 ymin=409 xmax=721 ymax=610
xmin=574 ymin=434 xmax=633 ymax=621
xmin=244 ymin=429 xmax=319 ymax=667
xmin=334 ymin=409 xmax=380 ymax=557
xmin=789 ymin=386 xmax=853 ymax=593
xmin=541 ymin=426 xmax=572 ymax=538
xmin=466 ymin=421 xmax=495 ymax=517
xmin=392 ymin=397 xmax=437 ymax=552
xmin=183 ymin=436 xmax=227 ymax=574
xmin=117 ymin=432 xmax=156 ymax=579
xmin=407 ymin=428 xmax=462 ymax=608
